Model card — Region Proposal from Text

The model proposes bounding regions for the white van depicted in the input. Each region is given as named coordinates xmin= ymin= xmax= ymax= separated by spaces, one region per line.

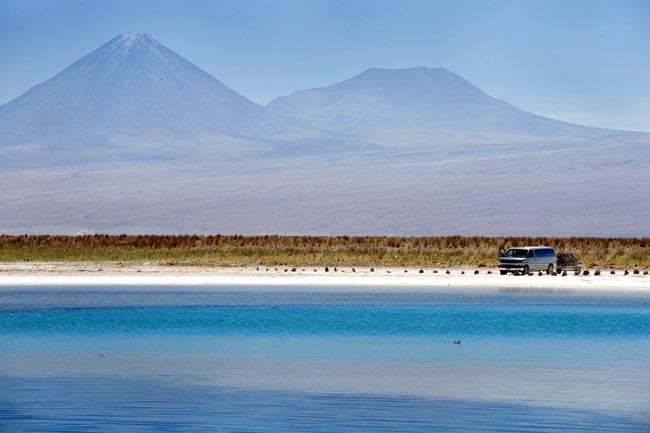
xmin=498 ymin=246 xmax=557 ymax=275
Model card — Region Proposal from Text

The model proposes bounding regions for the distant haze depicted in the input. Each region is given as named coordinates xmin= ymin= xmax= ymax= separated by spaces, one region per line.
xmin=268 ymin=66 xmax=616 ymax=146
xmin=1 ymin=0 xmax=649 ymax=133
xmin=0 ymin=33 xmax=648 ymax=236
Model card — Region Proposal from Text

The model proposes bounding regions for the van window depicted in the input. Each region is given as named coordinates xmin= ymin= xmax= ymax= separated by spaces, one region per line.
xmin=528 ymin=250 xmax=534 ymax=258
xmin=505 ymin=249 xmax=528 ymax=258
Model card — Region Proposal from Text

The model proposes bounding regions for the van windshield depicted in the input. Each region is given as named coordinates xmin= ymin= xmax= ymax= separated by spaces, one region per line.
xmin=505 ymin=249 xmax=528 ymax=258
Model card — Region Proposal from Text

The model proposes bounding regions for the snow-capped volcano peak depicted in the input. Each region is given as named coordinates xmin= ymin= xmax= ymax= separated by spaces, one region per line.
xmin=92 ymin=32 xmax=164 ymax=62
xmin=107 ymin=32 xmax=161 ymax=50
xmin=118 ymin=32 xmax=155 ymax=42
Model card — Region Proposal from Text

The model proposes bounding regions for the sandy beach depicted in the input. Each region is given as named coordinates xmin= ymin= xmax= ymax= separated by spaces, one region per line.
xmin=0 ymin=261 xmax=649 ymax=291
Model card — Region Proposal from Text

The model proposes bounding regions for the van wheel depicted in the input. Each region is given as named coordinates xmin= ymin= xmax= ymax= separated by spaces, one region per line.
xmin=547 ymin=264 xmax=553 ymax=275
xmin=500 ymin=270 xmax=507 ymax=275
xmin=522 ymin=265 xmax=529 ymax=275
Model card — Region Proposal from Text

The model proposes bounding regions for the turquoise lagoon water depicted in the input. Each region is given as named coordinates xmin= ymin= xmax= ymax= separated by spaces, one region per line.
xmin=1 ymin=286 xmax=650 ymax=432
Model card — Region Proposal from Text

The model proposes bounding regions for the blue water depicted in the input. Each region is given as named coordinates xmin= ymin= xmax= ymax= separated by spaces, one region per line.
xmin=1 ymin=286 xmax=650 ymax=432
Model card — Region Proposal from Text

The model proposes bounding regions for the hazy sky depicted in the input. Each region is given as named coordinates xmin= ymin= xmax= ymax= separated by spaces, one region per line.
xmin=1 ymin=0 xmax=649 ymax=131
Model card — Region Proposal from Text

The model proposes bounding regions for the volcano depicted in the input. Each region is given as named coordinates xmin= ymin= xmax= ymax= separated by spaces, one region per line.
xmin=1 ymin=36 xmax=649 ymax=236
xmin=0 ymin=33 xmax=361 ymax=166
xmin=268 ymin=66 xmax=629 ymax=146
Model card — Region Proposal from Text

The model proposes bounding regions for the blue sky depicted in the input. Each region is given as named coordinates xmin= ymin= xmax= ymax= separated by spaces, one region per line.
xmin=1 ymin=0 xmax=649 ymax=131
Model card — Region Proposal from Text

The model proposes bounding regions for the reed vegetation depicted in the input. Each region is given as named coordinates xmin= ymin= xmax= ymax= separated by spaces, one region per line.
xmin=0 ymin=235 xmax=648 ymax=268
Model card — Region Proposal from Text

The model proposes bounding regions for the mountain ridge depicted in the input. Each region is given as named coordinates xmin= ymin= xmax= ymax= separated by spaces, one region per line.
xmin=1 ymin=34 xmax=649 ymax=235
xmin=0 ymin=33 xmax=368 ymax=166
xmin=0 ymin=33 xmax=645 ymax=168
xmin=267 ymin=66 xmax=627 ymax=146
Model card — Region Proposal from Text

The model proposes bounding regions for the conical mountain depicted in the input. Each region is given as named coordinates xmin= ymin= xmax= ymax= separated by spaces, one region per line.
xmin=0 ymin=33 xmax=360 ymax=166
xmin=268 ymin=66 xmax=624 ymax=145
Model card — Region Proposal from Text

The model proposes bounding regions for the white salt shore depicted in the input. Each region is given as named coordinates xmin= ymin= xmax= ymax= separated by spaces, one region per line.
xmin=0 ymin=262 xmax=649 ymax=291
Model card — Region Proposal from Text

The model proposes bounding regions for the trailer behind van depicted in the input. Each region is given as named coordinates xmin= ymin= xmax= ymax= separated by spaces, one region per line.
xmin=498 ymin=246 xmax=557 ymax=275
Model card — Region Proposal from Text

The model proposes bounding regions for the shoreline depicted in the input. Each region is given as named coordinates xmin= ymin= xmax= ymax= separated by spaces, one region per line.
xmin=1 ymin=262 xmax=649 ymax=291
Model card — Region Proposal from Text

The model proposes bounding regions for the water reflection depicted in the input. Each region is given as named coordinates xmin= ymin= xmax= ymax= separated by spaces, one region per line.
xmin=1 ymin=286 xmax=650 ymax=432
xmin=2 ymin=376 xmax=648 ymax=433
